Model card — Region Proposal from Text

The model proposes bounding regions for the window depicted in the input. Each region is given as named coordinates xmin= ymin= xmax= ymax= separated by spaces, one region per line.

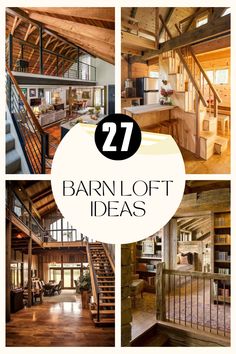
xmin=205 ymin=69 xmax=229 ymax=85
xmin=222 ymin=8 xmax=230 ymax=17
xmin=149 ymin=71 xmax=159 ymax=78
xmin=215 ymin=69 xmax=229 ymax=84
xmin=205 ymin=70 xmax=214 ymax=83
xmin=196 ymin=15 xmax=208 ymax=28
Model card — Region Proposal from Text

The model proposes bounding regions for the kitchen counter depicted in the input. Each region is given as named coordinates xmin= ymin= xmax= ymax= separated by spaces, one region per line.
xmin=123 ymin=104 xmax=177 ymax=132
xmin=123 ymin=103 xmax=175 ymax=115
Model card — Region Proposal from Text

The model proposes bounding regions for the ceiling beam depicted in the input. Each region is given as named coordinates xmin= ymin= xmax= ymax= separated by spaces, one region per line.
xmin=28 ymin=12 xmax=114 ymax=45
xmin=131 ymin=13 xmax=230 ymax=62
xmin=122 ymin=31 xmax=155 ymax=50
xmin=46 ymin=25 xmax=114 ymax=64
xmin=24 ymin=7 xmax=115 ymax=22
xmin=159 ymin=8 xmax=175 ymax=38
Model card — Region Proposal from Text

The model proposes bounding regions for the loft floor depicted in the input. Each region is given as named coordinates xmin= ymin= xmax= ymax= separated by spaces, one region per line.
xmin=6 ymin=290 xmax=114 ymax=347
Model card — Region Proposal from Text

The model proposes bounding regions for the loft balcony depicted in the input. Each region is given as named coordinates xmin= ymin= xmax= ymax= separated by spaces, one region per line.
xmin=6 ymin=34 xmax=96 ymax=86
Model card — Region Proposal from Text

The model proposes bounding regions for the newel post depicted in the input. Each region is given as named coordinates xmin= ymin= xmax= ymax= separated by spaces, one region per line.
xmin=156 ymin=262 xmax=166 ymax=321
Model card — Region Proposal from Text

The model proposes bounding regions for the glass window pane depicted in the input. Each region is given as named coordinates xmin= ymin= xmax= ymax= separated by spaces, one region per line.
xmin=205 ymin=70 xmax=214 ymax=83
xmin=215 ymin=69 xmax=228 ymax=84
xmin=196 ymin=16 xmax=208 ymax=27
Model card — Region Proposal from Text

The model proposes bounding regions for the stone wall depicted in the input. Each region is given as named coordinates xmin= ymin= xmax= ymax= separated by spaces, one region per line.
xmin=121 ymin=244 xmax=132 ymax=346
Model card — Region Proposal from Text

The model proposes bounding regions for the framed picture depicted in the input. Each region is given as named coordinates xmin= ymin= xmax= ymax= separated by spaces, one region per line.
xmin=29 ymin=88 xmax=36 ymax=97
xmin=21 ymin=88 xmax=27 ymax=99
xmin=38 ymin=88 xmax=44 ymax=98
xmin=142 ymin=240 xmax=155 ymax=255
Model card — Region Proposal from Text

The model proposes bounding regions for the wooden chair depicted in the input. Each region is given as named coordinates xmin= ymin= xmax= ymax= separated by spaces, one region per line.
xmin=53 ymin=280 xmax=62 ymax=295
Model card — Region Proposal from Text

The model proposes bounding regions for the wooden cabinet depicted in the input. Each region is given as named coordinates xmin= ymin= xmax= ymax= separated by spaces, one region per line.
xmin=135 ymin=229 xmax=164 ymax=292
xmin=213 ymin=211 xmax=231 ymax=303
xmin=10 ymin=289 xmax=24 ymax=313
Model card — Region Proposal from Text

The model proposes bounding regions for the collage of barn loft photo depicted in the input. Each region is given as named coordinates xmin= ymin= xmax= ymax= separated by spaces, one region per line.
xmin=3 ymin=4 xmax=233 ymax=350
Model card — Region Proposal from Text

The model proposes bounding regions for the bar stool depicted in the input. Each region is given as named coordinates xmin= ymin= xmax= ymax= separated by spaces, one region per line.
xmin=159 ymin=119 xmax=180 ymax=144
xmin=218 ymin=116 xmax=230 ymax=136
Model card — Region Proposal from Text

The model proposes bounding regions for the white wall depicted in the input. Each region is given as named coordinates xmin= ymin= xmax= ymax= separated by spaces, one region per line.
xmin=95 ymin=58 xmax=115 ymax=86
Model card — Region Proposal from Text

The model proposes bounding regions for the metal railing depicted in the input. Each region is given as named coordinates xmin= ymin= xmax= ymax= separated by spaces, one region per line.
xmin=6 ymin=65 xmax=49 ymax=174
xmin=6 ymin=35 xmax=96 ymax=81
xmin=156 ymin=263 xmax=230 ymax=338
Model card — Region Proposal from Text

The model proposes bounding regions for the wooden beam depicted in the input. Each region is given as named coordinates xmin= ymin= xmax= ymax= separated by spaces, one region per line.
xmin=132 ymin=14 xmax=230 ymax=62
xmin=175 ymin=188 xmax=230 ymax=217
xmin=47 ymin=25 xmax=114 ymax=56
xmin=122 ymin=31 xmax=155 ymax=50
xmin=24 ymin=7 xmax=115 ymax=22
xmin=6 ymin=187 xmax=13 ymax=323
xmin=159 ymin=8 xmax=175 ymax=38
xmin=45 ymin=25 xmax=114 ymax=64
xmin=210 ymin=7 xmax=228 ymax=21
xmin=155 ymin=8 xmax=159 ymax=48
xmin=11 ymin=16 xmax=21 ymax=35
xmin=28 ymin=13 xmax=114 ymax=45
xmin=122 ymin=46 xmax=142 ymax=56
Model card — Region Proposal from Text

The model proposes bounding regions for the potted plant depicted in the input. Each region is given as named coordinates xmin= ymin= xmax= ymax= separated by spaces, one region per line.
xmin=94 ymin=105 xmax=101 ymax=118
xmin=77 ymin=273 xmax=91 ymax=309
xmin=88 ymin=108 xmax=94 ymax=118
xmin=160 ymin=80 xmax=174 ymax=105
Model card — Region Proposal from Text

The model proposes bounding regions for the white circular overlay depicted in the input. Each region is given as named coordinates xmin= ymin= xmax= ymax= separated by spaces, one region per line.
xmin=51 ymin=123 xmax=185 ymax=244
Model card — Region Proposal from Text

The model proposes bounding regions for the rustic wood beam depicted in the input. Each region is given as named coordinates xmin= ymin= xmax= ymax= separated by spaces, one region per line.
xmin=155 ymin=8 xmax=159 ymax=48
xmin=175 ymin=188 xmax=230 ymax=217
xmin=24 ymin=7 xmax=115 ymax=22
xmin=6 ymin=187 xmax=13 ymax=323
xmin=131 ymin=14 xmax=230 ymax=62
xmin=159 ymin=8 xmax=175 ymax=38
xmin=47 ymin=25 xmax=114 ymax=56
xmin=210 ymin=7 xmax=228 ymax=21
xmin=46 ymin=25 xmax=114 ymax=64
xmin=28 ymin=12 xmax=114 ymax=45
xmin=11 ymin=16 xmax=22 ymax=35
xmin=122 ymin=31 xmax=155 ymax=50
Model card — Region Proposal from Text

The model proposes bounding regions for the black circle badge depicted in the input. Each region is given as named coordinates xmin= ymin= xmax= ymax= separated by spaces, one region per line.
xmin=94 ymin=114 xmax=142 ymax=160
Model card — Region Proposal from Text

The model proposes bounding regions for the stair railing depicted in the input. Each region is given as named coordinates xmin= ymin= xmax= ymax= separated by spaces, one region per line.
xmin=188 ymin=47 xmax=222 ymax=116
xmin=5 ymin=64 xmax=49 ymax=174
xmin=159 ymin=15 xmax=208 ymax=109
xmin=87 ymin=243 xmax=101 ymax=323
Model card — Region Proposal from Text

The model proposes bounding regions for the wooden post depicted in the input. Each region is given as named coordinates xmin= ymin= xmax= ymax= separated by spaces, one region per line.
xmin=6 ymin=185 xmax=13 ymax=322
xmin=195 ymin=93 xmax=200 ymax=156
xmin=39 ymin=26 xmax=43 ymax=75
xmin=213 ymin=97 xmax=218 ymax=117
xmin=155 ymin=8 xmax=159 ymax=49
xmin=77 ymin=47 xmax=80 ymax=79
xmin=61 ymin=255 xmax=63 ymax=287
xmin=27 ymin=202 xmax=32 ymax=307
xmin=156 ymin=262 xmax=166 ymax=321
xmin=8 ymin=34 xmax=13 ymax=70
xmin=68 ymin=86 xmax=73 ymax=116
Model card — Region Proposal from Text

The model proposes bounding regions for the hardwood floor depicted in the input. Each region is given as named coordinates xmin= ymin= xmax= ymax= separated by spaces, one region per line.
xmin=6 ymin=291 xmax=115 ymax=347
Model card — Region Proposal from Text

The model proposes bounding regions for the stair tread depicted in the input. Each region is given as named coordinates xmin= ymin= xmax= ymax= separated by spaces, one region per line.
xmin=91 ymin=309 xmax=115 ymax=315
xmin=6 ymin=149 xmax=21 ymax=174
xmin=99 ymin=303 xmax=115 ymax=306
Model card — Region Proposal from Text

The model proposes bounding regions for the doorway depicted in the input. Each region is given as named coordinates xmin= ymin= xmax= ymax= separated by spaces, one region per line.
xmin=49 ymin=264 xmax=89 ymax=289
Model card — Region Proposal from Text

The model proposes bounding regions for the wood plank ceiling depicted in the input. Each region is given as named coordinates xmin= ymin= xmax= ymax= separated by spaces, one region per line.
xmin=15 ymin=180 xmax=58 ymax=218
xmin=6 ymin=7 xmax=115 ymax=69
xmin=121 ymin=7 xmax=230 ymax=60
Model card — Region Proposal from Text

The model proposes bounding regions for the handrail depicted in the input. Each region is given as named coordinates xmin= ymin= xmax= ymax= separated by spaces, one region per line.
xmin=164 ymin=268 xmax=230 ymax=281
xmin=6 ymin=64 xmax=44 ymax=134
xmin=87 ymin=243 xmax=101 ymax=322
xmin=159 ymin=15 xmax=208 ymax=108
xmin=188 ymin=47 xmax=222 ymax=103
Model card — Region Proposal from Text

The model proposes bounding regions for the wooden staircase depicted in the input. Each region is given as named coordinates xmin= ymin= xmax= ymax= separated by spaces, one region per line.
xmin=87 ymin=242 xmax=115 ymax=326
xmin=159 ymin=15 xmax=228 ymax=160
